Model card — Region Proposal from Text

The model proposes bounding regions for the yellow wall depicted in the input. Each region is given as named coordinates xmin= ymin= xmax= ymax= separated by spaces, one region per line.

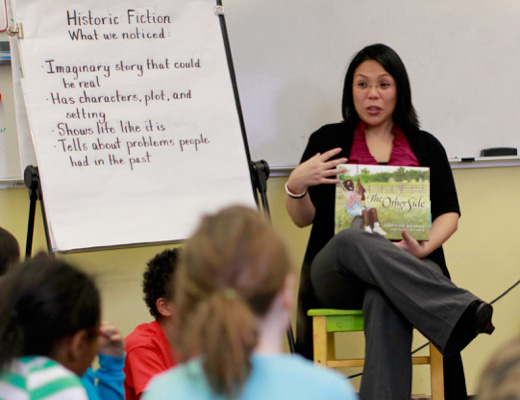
xmin=1 ymin=166 xmax=518 ymax=396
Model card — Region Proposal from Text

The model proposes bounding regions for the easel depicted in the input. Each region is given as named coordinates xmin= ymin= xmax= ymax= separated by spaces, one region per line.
xmin=251 ymin=160 xmax=296 ymax=353
xmin=215 ymin=1 xmax=296 ymax=353
xmin=21 ymin=1 xmax=296 ymax=353
xmin=24 ymin=165 xmax=52 ymax=257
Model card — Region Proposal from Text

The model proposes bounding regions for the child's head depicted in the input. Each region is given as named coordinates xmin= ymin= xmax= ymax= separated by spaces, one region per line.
xmin=343 ymin=179 xmax=354 ymax=191
xmin=0 ymin=227 xmax=20 ymax=276
xmin=477 ymin=337 xmax=520 ymax=400
xmin=175 ymin=206 xmax=293 ymax=397
xmin=0 ymin=254 xmax=101 ymax=376
xmin=143 ymin=248 xmax=180 ymax=320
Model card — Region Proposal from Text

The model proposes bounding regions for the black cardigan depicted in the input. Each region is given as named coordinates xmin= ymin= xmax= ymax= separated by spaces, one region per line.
xmin=301 ymin=122 xmax=460 ymax=278
xmin=295 ymin=122 xmax=467 ymax=399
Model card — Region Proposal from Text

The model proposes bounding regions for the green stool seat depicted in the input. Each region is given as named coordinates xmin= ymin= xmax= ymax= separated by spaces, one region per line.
xmin=307 ymin=308 xmax=364 ymax=332
xmin=307 ymin=308 xmax=445 ymax=400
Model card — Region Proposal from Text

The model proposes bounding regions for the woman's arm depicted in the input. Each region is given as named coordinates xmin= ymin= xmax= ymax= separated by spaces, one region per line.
xmin=285 ymin=192 xmax=316 ymax=228
xmin=285 ymin=148 xmax=347 ymax=227
xmin=394 ymin=212 xmax=459 ymax=258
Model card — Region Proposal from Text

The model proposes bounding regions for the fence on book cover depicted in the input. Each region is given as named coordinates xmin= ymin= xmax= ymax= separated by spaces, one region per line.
xmin=361 ymin=184 xmax=428 ymax=195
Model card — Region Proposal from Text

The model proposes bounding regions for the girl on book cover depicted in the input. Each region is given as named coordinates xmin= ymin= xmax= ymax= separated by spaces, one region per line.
xmin=342 ymin=179 xmax=387 ymax=235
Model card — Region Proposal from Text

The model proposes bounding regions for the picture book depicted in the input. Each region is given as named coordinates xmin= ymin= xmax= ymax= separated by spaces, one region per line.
xmin=335 ymin=164 xmax=430 ymax=240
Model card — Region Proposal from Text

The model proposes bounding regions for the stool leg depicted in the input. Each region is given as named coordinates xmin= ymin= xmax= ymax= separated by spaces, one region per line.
xmin=312 ymin=316 xmax=328 ymax=366
xmin=429 ymin=342 xmax=445 ymax=400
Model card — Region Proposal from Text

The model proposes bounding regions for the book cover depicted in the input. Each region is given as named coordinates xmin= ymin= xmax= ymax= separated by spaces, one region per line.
xmin=335 ymin=164 xmax=430 ymax=240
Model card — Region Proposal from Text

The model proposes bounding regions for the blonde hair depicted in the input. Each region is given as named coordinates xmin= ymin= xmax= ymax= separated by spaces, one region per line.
xmin=477 ymin=337 xmax=520 ymax=400
xmin=175 ymin=206 xmax=292 ymax=398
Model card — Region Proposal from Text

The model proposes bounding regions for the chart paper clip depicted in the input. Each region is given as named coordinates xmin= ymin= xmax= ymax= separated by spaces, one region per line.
xmin=214 ymin=5 xmax=224 ymax=15
xmin=7 ymin=23 xmax=23 ymax=39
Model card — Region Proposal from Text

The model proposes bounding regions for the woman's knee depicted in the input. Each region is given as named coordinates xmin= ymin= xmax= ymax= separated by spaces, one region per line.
xmin=332 ymin=228 xmax=366 ymax=248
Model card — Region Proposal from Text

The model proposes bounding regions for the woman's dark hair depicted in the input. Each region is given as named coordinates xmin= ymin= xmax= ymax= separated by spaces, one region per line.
xmin=0 ymin=254 xmax=100 ymax=374
xmin=341 ymin=43 xmax=419 ymax=132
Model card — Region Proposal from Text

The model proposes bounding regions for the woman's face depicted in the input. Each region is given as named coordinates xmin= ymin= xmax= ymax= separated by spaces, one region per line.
xmin=352 ymin=60 xmax=397 ymax=130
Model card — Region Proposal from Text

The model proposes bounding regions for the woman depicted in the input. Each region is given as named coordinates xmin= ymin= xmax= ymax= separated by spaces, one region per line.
xmin=286 ymin=44 xmax=494 ymax=400
xmin=144 ymin=206 xmax=356 ymax=400
xmin=0 ymin=254 xmax=101 ymax=399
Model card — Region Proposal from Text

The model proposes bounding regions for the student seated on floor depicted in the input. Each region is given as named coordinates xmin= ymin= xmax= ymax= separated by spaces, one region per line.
xmin=476 ymin=336 xmax=520 ymax=400
xmin=143 ymin=206 xmax=356 ymax=400
xmin=81 ymin=321 xmax=125 ymax=400
xmin=0 ymin=227 xmax=20 ymax=276
xmin=0 ymin=254 xmax=101 ymax=399
xmin=124 ymin=248 xmax=180 ymax=400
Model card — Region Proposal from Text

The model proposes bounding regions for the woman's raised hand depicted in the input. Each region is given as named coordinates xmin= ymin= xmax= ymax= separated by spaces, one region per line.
xmin=286 ymin=148 xmax=348 ymax=194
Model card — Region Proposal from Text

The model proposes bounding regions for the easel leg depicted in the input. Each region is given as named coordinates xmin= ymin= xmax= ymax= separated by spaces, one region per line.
xmin=251 ymin=160 xmax=296 ymax=353
xmin=23 ymin=165 xmax=53 ymax=256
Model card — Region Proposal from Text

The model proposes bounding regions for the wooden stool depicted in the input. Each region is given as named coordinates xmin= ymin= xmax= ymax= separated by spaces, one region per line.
xmin=308 ymin=309 xmax=444 ymax=400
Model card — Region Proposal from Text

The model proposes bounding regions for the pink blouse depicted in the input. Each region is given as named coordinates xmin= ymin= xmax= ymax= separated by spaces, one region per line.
xmin=348 ymin=122 xmax=419 ymax=166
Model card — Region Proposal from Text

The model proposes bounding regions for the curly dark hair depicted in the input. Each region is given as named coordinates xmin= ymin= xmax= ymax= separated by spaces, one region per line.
xmin=143 ymin=248 xmax=180 ymax=318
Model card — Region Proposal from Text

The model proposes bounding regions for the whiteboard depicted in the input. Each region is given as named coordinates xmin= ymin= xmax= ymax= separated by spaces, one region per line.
xmin=12 ymin=0 xmax=256 ymax=251
xmin=6 ymin=0 xmax=520 ymax=180
xmin=222 ymin=0 xmax=520 ymax=167
xmin=0 ymin=61 xmax=22 ymax=180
